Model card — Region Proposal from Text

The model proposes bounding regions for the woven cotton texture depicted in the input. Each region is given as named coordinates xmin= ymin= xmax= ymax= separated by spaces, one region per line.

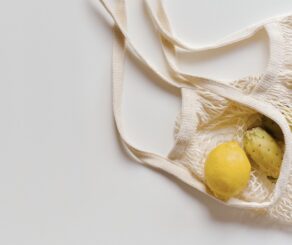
xmin=100 ymin=0 xmax=292 ymax=224
xmin=166 ymin=14 xmax=292 ymax=222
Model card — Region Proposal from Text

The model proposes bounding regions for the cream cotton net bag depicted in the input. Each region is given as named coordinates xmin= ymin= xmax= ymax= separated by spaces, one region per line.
xmin=99 ymin=0 xmax=292 ymax=223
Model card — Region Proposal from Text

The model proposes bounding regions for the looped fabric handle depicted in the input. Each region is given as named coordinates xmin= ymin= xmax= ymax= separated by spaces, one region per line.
xmin=99 ymin=0 xmax=292 ymax=209
xmin=144 ymin=0 xmax=287 ymax=52
xmin=108 ymin=0 xmax=208 ymax=199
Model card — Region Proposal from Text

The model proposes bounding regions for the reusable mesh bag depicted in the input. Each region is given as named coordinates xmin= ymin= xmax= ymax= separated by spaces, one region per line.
xmin=99 ymin=0 xmax=292 ymax=223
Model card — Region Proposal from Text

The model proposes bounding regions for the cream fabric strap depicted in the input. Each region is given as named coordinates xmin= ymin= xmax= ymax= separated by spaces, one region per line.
xmin=144 ymin=0 xmax=291 ymax=52
xmin=168 ymin=88 xmax=200 ymax=160
xmin=148 ymin=0 xmax=279 ymax=89
xmin=110 ymin=0 xmax=209 ymax=200
xmin=99 ymin=0 xmax=292 ymax=209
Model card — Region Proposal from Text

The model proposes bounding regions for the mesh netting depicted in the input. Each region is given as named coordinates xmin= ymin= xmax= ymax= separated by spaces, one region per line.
xmin=173 ymin=17 xmax=292 ymax=222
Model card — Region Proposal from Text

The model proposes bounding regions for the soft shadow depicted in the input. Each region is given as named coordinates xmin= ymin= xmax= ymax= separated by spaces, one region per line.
xmin=176 ymin=29 xmax=269 ymax=67
xmin=143 ymin=164 xmax=292 ymax=233
xmin=126 ymin=50 xmax=180 ymax=97
xmin=175 ymin=30 xmax=270 ymax=81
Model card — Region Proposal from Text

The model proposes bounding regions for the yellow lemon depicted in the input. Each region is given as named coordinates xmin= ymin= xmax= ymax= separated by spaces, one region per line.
xmin=205 ymin=141 xmax=251 ymax=200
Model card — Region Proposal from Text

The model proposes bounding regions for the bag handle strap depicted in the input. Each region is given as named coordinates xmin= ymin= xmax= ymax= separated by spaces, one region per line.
xmin=99 ymin=0 xmax=253 ymax=90
xmin=99 ymin=0 xmax=182 ymax=89
xmin=146 ymin=0 xmax=272 ymax=85
xmin=100 ymin=0 xmax=208 ymax=171
xmin=144 ymin=0 xmax=286 ymax=52
xmin=108 ymin=0 xmax=208 ymax=195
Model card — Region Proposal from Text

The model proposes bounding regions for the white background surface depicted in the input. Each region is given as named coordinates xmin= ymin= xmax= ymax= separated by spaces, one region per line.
xmin=0 ymin=0 xmax=292 ymax=244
